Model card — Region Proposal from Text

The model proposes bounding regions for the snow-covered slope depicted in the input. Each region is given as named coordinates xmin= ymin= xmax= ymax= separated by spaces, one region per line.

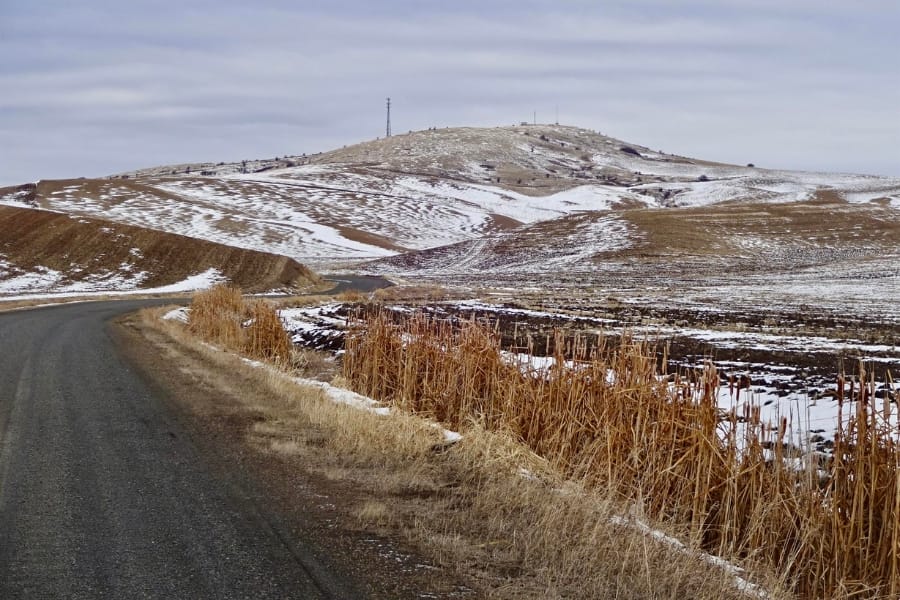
xmin=0 ymin=204 xmax=320 ymax=297
xmin=3 ymin=125 xmax=900 ymax=276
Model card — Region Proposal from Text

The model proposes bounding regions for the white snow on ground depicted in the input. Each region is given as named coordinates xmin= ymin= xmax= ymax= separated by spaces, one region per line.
xmin=634 ymin=325 xmax=898 ymax=356
xmin=0 ymin=263 xmax=64 ymax=293
xmin=0 ymin=185 xmax=39 ymax=208
xmin=162 ymin=307 xmax=190 ymax=323
xmin=391 ymin=177 xmax=641 ymax=224
xmin=711 ymin=368 xmax=900 ymax=453
xmin=0 ymin=197 xmax=36 ymax=210
xmin=627 ymin=257 xmax=900 ymax=328
xmin=590 ymin=149 xmax=900 ymax=208
xmin=501 ymin=351 xmax=568 ymax=372
xmin=499 ymin=338 xmax=896 ymax=452
xmin=149 ymin=268 xmax=226 ymax=293
xmin=0 ymin=267 xmax=225 ymax=301
xmin=277 ymin=303 xmax=348 ymax=351
xmin=278 ymin=303 xmax=346 ymax=335
xmin=367 ymin=211 xmax=640 ymax=276
xmin=237 ymin=356 xmax=463 ymax=440
xmin=290 ymin=376 xmax=392 ymax=416
xmin=609 ymin=515 xmax=768 ymax=599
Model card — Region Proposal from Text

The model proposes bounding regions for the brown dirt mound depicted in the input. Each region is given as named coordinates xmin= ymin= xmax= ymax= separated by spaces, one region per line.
xmin=0 ymin=205 xmax=321 ymax=293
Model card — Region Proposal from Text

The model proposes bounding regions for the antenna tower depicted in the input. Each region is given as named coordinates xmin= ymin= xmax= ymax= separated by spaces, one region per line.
xmin=386 ymin=97 xmax=391 ymax=137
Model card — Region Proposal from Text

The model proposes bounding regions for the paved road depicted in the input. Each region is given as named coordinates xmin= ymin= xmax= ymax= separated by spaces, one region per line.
xmin=321 ymin=275 xmax=393 ymax=295
xmin=0 ymin=299 xmax=359 ymax=599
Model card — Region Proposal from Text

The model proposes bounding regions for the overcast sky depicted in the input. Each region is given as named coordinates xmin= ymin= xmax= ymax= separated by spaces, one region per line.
xmin=2 ymin=0 xmax=899 ymax=186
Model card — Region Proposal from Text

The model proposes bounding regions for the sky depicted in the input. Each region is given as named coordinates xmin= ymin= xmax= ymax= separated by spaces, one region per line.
xmin=2 ymin=0 xmax=899 ymax=186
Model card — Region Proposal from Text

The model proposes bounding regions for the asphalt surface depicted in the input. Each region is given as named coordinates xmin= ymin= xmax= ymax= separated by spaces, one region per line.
xmin=0 ymin=299 xmax=363 ymax=599
xmin=320 ymin=275 xmax=393 ymax=295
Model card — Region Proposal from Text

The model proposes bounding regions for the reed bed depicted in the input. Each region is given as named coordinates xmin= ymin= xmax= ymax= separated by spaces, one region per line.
xmin=187 ymin=284 xmax=292 ymax=362
xmin=343 ymin=310 xmax=900 ymax=599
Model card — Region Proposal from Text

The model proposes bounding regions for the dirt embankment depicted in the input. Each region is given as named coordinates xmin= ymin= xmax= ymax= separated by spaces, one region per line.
xmin=0 ymin=205 xmax=321 ymax=292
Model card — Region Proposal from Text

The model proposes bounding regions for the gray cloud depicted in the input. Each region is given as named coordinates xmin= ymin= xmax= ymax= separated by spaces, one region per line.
xmin=2 ymin=1 xmax=899 ymax=185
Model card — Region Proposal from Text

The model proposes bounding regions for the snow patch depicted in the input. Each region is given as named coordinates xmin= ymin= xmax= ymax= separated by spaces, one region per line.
xmin=0 ymin=267 xmax=225 ymax=300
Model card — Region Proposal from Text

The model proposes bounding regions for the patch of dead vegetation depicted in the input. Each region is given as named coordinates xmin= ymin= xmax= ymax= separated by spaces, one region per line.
xmin=128 ymin=295 xmax=785 ymax=599
xmin=371 ymin=283 xmax=458 ymax=303
xmin=344 ymin=310 xmax=900 ymax=598
xmin=621 ymin=196 xmax=899 ymax=258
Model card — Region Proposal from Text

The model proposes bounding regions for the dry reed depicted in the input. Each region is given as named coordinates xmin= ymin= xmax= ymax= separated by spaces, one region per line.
xmin=187 ymin=284 xmax=291 ymax=362
xmin=242 ymin=299 xmax=291 ymax=361
xmin=343 ymin=310 xmax=900 ymax=599
xmin=148 ymin=304 xmax=773 ymax=599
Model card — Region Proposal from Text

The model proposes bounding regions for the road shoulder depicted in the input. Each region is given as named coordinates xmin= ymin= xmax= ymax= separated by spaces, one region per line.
xmin=112 ymin=309 xmax=476 ymax=599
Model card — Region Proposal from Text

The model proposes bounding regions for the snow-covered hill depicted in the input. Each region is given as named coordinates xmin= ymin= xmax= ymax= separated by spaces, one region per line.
xmin=4 ymin=125 xmax=899 ymax=275
xmin=0 ymin=204 xmax=320 ymax=298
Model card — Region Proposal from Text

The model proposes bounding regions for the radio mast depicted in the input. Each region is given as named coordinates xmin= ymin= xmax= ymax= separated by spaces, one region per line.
xmin=386 ymin=97 xmax=391 ymax=137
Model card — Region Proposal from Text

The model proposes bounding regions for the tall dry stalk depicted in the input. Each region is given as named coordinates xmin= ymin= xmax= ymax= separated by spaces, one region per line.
xmin=188 ymin=284 xmax=291 ymax=362
xmin=187 ymin=284 xmax=244 ymax=348
xmin=242 ymin=299 xmax=292 ymax=361
xmin=343 ymin=310 xmax=900 ymax=599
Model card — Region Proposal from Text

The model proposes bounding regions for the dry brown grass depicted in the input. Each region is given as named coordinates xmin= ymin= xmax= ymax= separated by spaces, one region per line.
xmin=187 ymin=284 xmax=292 ymax=362
xmin=343 ymin=310 xmax=900 ymax=599
xmin=271 ymin=294 xmax=334 ymax=309
xmin=431 ymin=429 xmax=772 ymax=599
xmin=150 ymin=304 xmax=765 ymax=598
xmin=335 ymin=290 xmax=366 ymax=302
xmin=620 ymin=197 xmax=899 ymax=261
xmin=371 ymin=283 xmax=455 ymax=303
xmin=354 ymin=500 xmax=393 ymax=527
xmin=186 ymin=287 xmax=336 ymax=377
xmin=243 ymin=299 xmax=292 ymax=361
xmin=291 ymin=349 xmax=339 ymax=381
xmin=373 ymin=195 xmax=900 ymax=283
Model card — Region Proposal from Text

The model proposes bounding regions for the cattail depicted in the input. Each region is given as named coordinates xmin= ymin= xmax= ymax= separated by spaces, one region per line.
xmin=342 ymin=311 xmax=900 ymax=597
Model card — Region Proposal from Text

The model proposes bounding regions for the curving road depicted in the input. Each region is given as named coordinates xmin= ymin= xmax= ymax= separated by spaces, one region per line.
xmin=0 ymin=299 xmax=363 ymax=598
xmin=320 ymin=275 xmax=393 ymax=295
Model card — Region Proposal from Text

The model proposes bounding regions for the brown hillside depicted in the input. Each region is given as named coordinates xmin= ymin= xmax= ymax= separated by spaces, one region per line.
xmin=370 ymin=195 xmax=900 ymax=279
xmin=0 ymin=205 xmax=321 ymax=293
